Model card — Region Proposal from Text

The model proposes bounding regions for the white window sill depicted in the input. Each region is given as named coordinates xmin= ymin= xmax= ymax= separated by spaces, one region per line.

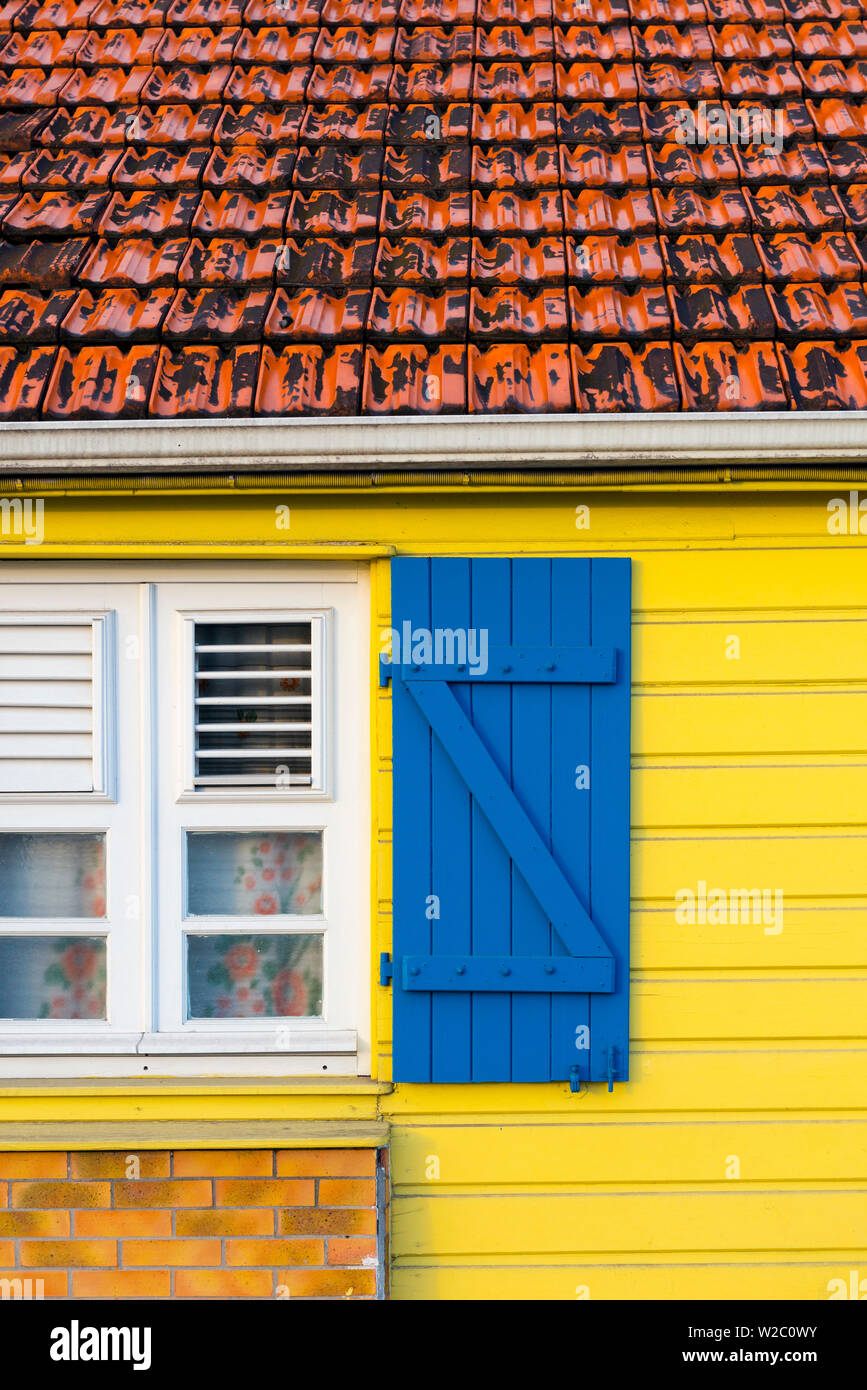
xmin=0 ymin=1029 xmax=358 ymax=1077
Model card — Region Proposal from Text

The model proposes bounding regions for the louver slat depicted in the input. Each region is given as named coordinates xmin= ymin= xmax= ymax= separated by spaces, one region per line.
xmin=193 ymin=619 xmax=315 ymax=789
xmin=0 ymin=622 xmax=95 ymax=793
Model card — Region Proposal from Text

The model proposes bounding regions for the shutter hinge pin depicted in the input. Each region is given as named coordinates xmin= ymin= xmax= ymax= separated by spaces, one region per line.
xmin=379 ymin=953 xmax=393 ymax=986
xmin=606 ymin=1046 xmax=619 ymax=1092
xmin=569 ymin=1065 xmax=581 ymax=1095
xmin=378 ymin=654 xmax=392 ymax=687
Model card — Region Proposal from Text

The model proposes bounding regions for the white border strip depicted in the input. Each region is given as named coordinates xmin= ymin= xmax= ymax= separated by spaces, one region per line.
xmin=2 ymin=412 xmax=867 ymax=472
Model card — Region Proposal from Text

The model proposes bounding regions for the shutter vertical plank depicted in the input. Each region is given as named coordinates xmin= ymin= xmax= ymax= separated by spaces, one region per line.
xmin=511 ymin=560 xmax=553 ymax=1081
xmin=430 ymin=558 xmax=473 ymax=1082
xmin=551 ymin=558 xmax=593 ymax=1082
xmin=392 ymin=558 xmax=435 ymax=1081
xmin=469 ymin=559 xmax=513 ymax=1082
xmin=590 ymin=558 xmax=632 ymax=1084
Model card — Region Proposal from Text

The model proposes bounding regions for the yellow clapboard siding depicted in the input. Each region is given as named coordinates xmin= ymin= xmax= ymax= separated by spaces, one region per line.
xmin=390 ymin=1190 xmax=866 ymax=1255
xmin=633 ymin=832 xmax=867 ymax=899
xmin=633 ymin=907 xmax=867 ymax=969
xmin=632 ymin=980 xmax=867 ymax=1042
xmin=391 ymin=1260 xmax=867 ymax=1301
xmin=389 ymin=1121 xmax=867 ymax=1185
xmin=636 ymin=691 xmax=867 ymax=755
xmin=634 ymin=765 xmax=867 ymax=830
xmin=634 ymin=619 xmax=867 ymax=685
xmin=382 ymin=1049 xmax=867 ymax=1114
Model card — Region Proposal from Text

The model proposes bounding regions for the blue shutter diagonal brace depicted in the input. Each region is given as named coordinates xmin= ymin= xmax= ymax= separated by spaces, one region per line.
xmin=405 ymin=679 xmax=613 ymax=963
xmin=390 ymin=557 xmax=631 ymax=1086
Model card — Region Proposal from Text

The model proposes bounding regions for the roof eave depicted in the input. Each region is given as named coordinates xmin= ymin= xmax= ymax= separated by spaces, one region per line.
xmin=1 ymin=412 xmax=867 ymax=474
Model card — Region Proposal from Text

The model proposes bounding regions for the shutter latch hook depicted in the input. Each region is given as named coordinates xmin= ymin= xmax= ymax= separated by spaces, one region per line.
xmin=606 ymin=1046 xmax=619 ymax=1092
xmin=569 ymin=1065 xmax=581 ymax=1095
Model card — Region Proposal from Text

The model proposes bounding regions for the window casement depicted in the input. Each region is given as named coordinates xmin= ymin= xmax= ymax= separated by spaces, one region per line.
xmin=0 ymin=565 xmax=369 ymax=1077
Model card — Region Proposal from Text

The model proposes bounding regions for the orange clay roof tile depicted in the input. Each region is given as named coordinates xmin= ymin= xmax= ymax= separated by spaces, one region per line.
xmin=1 ymin=0 xmax=867 ymax=415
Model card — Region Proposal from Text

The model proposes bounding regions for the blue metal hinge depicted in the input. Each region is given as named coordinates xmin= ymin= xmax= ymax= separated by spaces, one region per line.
xmin=569 ymin=1065 xmax=581 ymax=1095
xmin=379 ymin=953 xmax=393 ymax=986
xmin=606 ymin=1046 xmax=619 ymax=1092
xmin=378 ymin=654 xmax=392 ymax=687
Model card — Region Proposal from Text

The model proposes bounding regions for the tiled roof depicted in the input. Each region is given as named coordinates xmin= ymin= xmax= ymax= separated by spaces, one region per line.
xmin=2 ymin=0 xmax=867 ymax=418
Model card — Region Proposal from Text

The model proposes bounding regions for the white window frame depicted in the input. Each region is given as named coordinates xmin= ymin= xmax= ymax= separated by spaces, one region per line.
xmin=0 ymin=562 xmax=370 ymax=1079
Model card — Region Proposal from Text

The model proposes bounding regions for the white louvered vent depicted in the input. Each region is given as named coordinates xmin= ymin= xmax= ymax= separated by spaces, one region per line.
xmin=0 ymin=620 xmax=96 ymax=794
xmin=193 ymin=619 xmax=316 ymax=789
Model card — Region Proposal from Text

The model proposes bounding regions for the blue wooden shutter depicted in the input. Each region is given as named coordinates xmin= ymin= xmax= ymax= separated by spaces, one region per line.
xmin=388 ymin=557 xmax=631 ymax=1086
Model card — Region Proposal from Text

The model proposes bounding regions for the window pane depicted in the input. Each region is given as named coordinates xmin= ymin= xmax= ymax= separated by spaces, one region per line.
xmin=186 ymin=933 xmax=323 ymax=1019
xmin=0 ymin=937 xmax=106 ymax=1020
xmin=186 ymin=832 xmax=322 ymax=916
xmin=0 ymin=833 xmax=106 ymax=918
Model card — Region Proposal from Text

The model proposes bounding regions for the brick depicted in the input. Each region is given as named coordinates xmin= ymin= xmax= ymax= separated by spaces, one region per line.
xmin=71 ymin=1151 xmax=171 ymax=1179
xmin=20 ymin=1240 xmax=115 ymax=1268
xmin=114 ymin=1180 xmax=212 ymax=1208
xmin=215 ymin=1180 xmax=313 ymax=1206
xmin=73 ymin=1270 xmax=171 ymax=1298
xmin=0 ymin=1154 xmax=68 ymax=1180
xmin=318 ymin=1180 xmax=376 ymax=1206
xmin=175 ymin=1209 xmax=273 ymax=1237
xmin=226 ymin=1238 xmax=324 ymax=1267
xmin=0 ymin=1269 xmax=68 ymax=1297
xmin=277 ymin=1268 xmax=376 ymax=1298
xmin=176 ymin=1270 xmax=274 ymax=1298
xmin=11 ymin=1181 xmax=109 ymax=1209
xmin=123 ymin=1239 xmax=220 ymax=1267
xmin=74 ymin=1210 xmax=173 ymax=1239
xmin=276 ymin=1149 xmax=376 ymax=1178
xmin=0 ymin=1241 xmax=12 ymax=1265
xmin=328 ymin=1237 xmax=378 ymax=1267
xmin=174 ymin=1150 xmax=272 ymax=1177
xmin=278 ymin=1207 xmax=376 ymax=1236
xmin=0 ymin=1210 xmax=70 ymax=1237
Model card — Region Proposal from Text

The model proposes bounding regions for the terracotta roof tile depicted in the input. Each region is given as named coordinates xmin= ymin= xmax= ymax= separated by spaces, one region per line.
xmin=675 ymin=339 xmax=790 ymax=408
xmin=570 ymin=283 xmax=671 ymax=337
xmin=296 ymin=144 xmax=381 ymax=187
xmin=149 ymin=341 xmax=258 ymax=415
xmin=0 ymin=341 xmax=55 ymax=415
xmin=43 ymin=342 xmax=159 ymax=418
xmin=469 ymin=285 xmax=567 ymax=338
xmin=180 ymin=233 xmax=279 ymax=284
xmin=265 ymin=285 xmax=369 ymax=339
xmin=256 ymin=342 xmax=363 ymax=413
xmin=60 ymin=284 xmax=172 ymax=339
xmin=162 ymin=285 xmax=269 ymax=340
xmin=469 ymin=342 xmax=574 ymax=413
xmin=362 ymin=342 xmax=465 ymax=412
xmin=1 ymin=0 xmax=867 ymax=416
xmin=669 ymin=282 xmax=777 ymax=337
xmin=568 ymin=233 xmax=664 ymax=282
xmin=0 ymin=285 xmax=76 ymax=339
xmin=572 ymin=339 xmax=680 ymax=410
xmin=777 ymin=339 xmax=867 ymax=407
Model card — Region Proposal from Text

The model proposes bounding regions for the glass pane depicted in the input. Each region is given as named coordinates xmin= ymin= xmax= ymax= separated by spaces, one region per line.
xmin=0 ymin=833 xmax=106 ymax=918
xmin=186 ymin=933 xmax=323 ymax=1019
xmin=186 ymin=832 xmax=322 ymax=916
xmin=0 ymin=937 xmax=106 ymax=1020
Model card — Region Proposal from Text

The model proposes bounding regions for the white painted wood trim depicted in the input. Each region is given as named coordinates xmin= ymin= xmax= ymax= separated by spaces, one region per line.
xmin=2 ymin=412 xmax=867 ymax=471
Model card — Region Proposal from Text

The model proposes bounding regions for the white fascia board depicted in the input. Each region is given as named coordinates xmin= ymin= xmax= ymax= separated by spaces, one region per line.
xmin=1 ymin=411 xmax=867 ymax=473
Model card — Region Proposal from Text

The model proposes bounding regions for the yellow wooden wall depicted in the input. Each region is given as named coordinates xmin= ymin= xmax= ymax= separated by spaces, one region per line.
xmin=366 ymin=488 xmax=867 ymax=1300
xmin=2 ymin=481 xmax=866 ymax=1299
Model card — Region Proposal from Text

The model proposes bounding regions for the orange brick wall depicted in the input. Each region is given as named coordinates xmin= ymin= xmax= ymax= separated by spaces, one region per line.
xmin=0 ymin=1148 xmax=385 ymax=1299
